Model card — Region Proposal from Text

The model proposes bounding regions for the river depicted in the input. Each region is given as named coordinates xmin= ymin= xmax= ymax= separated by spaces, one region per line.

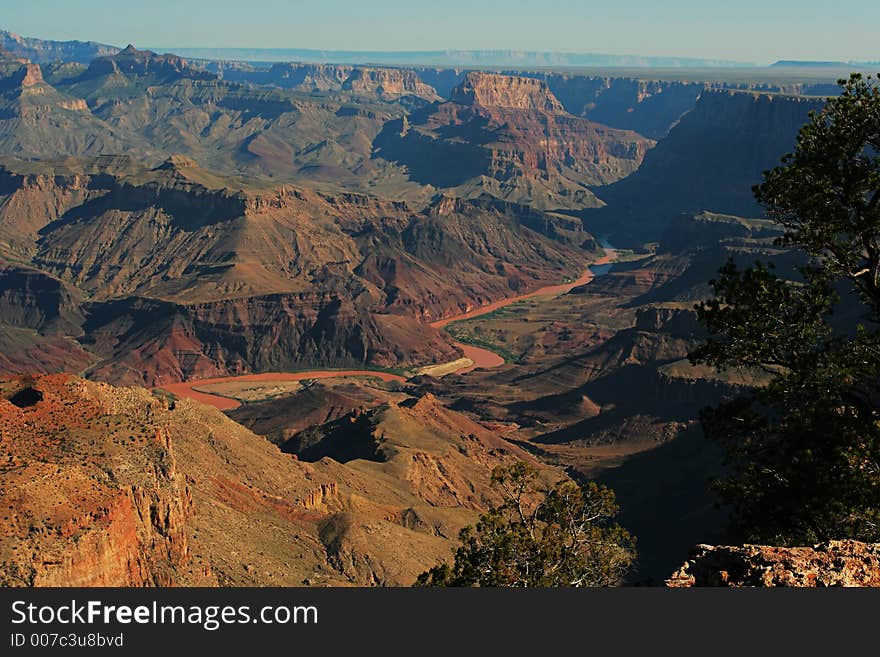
xmin=160 ymin=244 xmax=616 ymax=408
xmin=159 ymin=370 xmax=407 ymax=411
xmin=431 ymin=244 xmax=617 ymax=375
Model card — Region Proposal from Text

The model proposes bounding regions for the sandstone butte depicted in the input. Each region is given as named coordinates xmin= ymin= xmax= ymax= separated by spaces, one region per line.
xmin=450 ymin=71 xmax=565 ymax=112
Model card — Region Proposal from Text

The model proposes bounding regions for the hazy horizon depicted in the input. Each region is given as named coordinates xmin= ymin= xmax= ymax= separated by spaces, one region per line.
xmin=3 ymin=0 xmax=879 ymax=66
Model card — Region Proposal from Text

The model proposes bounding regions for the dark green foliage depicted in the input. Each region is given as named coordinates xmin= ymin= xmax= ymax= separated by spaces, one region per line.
xmin=690 ymin=74 xmax=880 ymax=545
xmin=415 ymin=462 xmax=636 ymax=587
xmin=758 ymin=73 xmax=880 ymax=314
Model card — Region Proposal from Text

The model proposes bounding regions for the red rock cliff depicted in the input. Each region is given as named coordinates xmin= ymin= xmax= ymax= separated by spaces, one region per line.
xmin=342 ymin=67 xmax=440 ymax=101
xmin=451 ymin=71 xmax=564 ymax=112
xmin=0 ymin=374 xmax=199 ymax=586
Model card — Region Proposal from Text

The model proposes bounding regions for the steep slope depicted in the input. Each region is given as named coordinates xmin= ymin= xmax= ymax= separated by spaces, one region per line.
xmin=589 ymin=90 xmax=824 ymax=244
xmin=0 ymin=156 xmax=599 ymax=384
xmin=0 ymin=264 xmax=85 ymax=334
xmin=0 ymin=374 xmax=554 ymax=586
xmin=0 ymin=264 xmax=93 ymax=378
xmin=373 ymin=71 xmax=653 ymax=211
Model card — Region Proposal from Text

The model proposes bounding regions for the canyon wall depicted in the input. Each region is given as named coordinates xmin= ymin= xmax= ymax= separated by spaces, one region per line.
xmin=0 ymin=158 xmax=597 ymax=384
xmin=374 ymin=71 xmax=653 ymax=210
xmin=590 ymin=90 xmax=825 ymax=243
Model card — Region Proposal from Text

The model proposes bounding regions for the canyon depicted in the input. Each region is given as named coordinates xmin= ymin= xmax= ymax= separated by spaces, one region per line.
xmin=373 ymin=71 xmax=653 ymax=209
xmin=158 ymin=244 xmax=618 ymax=409
xmin=0 ymin=152 xmax=602 ymax=384
xmin=0 ymin=30 xmax=871 ymax=587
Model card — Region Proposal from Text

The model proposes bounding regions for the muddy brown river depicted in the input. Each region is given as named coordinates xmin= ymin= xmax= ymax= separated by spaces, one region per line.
xmin=161 ymin=248 xmax=615 ymax=408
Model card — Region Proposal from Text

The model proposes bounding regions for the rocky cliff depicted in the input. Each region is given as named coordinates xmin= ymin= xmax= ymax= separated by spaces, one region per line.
xmin=374 ymin=72 xmax=653 ymax=210
xmin=667 ymin=541 xmax=880 ymax=587
xmin=0 ymin=374 xmax=556 ymax=586
xmin=1 ymin=61 xmax=44 ymax=88
xmin=450 ymin=71 xmax=564 ymax=111
xmin=590 ymin=90 xmax=825 ymax=244
xmin=341 ymin=67 xmax=440 ymax=101
xmin=0 ymin=157 xmax=597 ymax=384
xmin=0 ymin=59 xmax=89 ymax=112
xmin=0 ymin=374 xmax=196 ymax=586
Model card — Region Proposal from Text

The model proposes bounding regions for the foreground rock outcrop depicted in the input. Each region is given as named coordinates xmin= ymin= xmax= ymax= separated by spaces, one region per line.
xmin=666 ymin=541 xmax=880 ymax=587
xmin=0 ymin=374 xmax=196 ymax=586
xmin=0 ymin=374 xmax=554 ymax=586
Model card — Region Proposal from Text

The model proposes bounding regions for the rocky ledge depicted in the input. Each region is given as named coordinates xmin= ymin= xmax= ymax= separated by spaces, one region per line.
xmin=666 ymin=540 xmax=880 ymax=587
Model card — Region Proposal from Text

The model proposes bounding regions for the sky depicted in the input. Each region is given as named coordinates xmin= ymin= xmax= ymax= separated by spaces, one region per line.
xmin=3 ymin=0 xmax=879 ymax=65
